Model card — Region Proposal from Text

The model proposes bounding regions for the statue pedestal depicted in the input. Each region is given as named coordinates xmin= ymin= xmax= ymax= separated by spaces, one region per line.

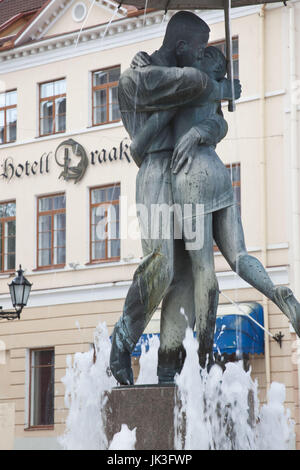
xmin=105 ymin=384 xmax=176 ymax=450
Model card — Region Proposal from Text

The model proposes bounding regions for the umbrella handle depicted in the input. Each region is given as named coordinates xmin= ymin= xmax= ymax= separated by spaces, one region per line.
xmin=224 ymin=0 xmax=236 ymax=112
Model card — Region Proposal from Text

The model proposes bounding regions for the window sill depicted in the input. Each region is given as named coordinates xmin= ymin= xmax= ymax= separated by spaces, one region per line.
xmin=25 ymin=425 xmax=55 ymax=431
xmin=0 ymin=271 xmax=15 ymax=278
xmin=86 ymin=258 xmax=121 ymax=266
xmin=90 ymin=119 xmax=121 ymax=128
xmin=32 ymin=265 xmax=66 ymax=273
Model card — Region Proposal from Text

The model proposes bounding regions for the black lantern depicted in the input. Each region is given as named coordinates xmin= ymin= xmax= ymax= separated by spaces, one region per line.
xmin=0 ymin=266 xmax=32 ymax=320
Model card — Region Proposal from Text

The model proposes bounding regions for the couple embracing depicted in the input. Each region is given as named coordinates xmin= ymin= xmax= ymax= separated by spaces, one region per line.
xmin=110 ymin=11 xmax=300 ymax=385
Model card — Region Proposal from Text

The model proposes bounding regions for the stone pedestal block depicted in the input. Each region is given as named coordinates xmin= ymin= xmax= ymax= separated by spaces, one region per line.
xmin=105 ymin=384 xmax=176 ymax=450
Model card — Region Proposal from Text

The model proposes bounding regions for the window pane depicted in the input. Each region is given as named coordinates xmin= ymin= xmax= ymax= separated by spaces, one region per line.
xmin=93 ymin=71 xmax=108 ymax=86
xmin=39 ymin=197 xmax=52 ymax=212
xmin=232 ymin=38 xmax=239 ymax=57
xmin=0 ymin=93 xmax=5 ymax=108
xmin=108 ymin=204 xmax=119 ymax=224
xmin=227 ymin=164 xmax=240 ymax=183
xmin=109 ymin=221 xmax=119 ymax=239
xmin=40 ymin=117 xmax=53 ymax=136
xmin=39 ymin=249 xmax=51 ymax=266
xmin=54 ymin=79 xmax=66 ymax=96
xmin=107 ymin=186 xmax=120 ymax=202
xmin=0 ymin=202 xmax=16 ymax=218
xmin=39 ymin=215 xmax=51 ymax=232
xmin=53 ymin=230 xmax=65 ymax=248
xmin=6 ymin=91 xmax=17 ymax=106
xmin=94 ymin=106 xmax=107 ymax=125
xmin=5 ymin=236 xmax=15 ymax=253
xmin=31 ymin=349 xmax=54 ymax=427
xmin=5 ymin=220 xmax=16 ymax=236
xmin=56 ymin=113 xmax=66 ymax=133
xmin=94 ymin=88 xmax=106 ymax=108
xmin=108 ymin=67 xmax=120 ymax=83
xmin=0 ymin=110 xmax=4 ymax=144
xmin=108 ymin=239 xmax=120 ymax=258
xmin=55 ymin=96 xmax=66 ymax=115
xmin=40 ymin=100 xmax=53 ymax=119
xmin=234 ymin=186 xmax=241 ymax=206
xmin=55 ymin=97 xmax=66 ymax=132
xmin=54 ymin=246 xmax=65 ymax=265
xmin=4 ymin=253 xmax=15 ymax=271
xmin=40 ymin=82 xmax=54 ymax=98
xmin=39 ymin=232 xmax=51 ymax=249
xmin=54 ymin=213 xmax=65 ymax=230
xmin=111 ymin=102 xmax=120 ymax=121
xmin=92 ymin=205 xmax=106 ymax=226
xmin=53 ymin=195 xmax=66 ymax=210
xmin=34 ymin=350 xmax=54 ymax=367
xmin=6 ymin=108 xmax=17 ymax=142
xmin=233 ymin=59 xmax=239 ymax=80
xmin=91 ymin=188 xmax=107 ymax=204
xmin=92 ymin=241 xmax=105 ymax=260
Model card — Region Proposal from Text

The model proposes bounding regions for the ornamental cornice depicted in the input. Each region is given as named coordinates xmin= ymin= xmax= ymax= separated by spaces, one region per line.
xmin=0 ymin=4 xmax=264 ymax=73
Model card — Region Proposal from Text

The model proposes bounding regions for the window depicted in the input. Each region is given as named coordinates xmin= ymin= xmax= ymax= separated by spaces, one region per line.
xmin=90 ymin=184 xmax=120 ymax=262
xmin=210 ymin=37 xmax=239 ymax=79
xmin=227 ymin=162 xmax=241 ymax=210
xmin=0 ymin=90 xmax=17 ymax=144
xmin=92 ymin=67 xmax=121 ymax=126
xmin=29 ymin=348 xmax=54 ymax=428
xmin=37 ymin=194 xmax=66 ymax=269
xmin=0 ymin=201 xmax=16 ymax=272
xmin=39 ymin=79 xmax=66 ymax=136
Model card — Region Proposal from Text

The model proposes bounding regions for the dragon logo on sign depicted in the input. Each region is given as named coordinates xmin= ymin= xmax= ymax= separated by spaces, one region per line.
xmin=55 ymin=138 xmax=89 ymax=184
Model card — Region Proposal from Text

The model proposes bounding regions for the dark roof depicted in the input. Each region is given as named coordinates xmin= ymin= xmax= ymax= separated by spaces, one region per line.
xmin=0 ymin=0 xmax=48 ymax=26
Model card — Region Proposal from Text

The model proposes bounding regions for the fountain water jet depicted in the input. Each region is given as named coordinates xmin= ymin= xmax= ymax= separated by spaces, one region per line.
xmin=59 ymin=321 xmax=295 ymax=450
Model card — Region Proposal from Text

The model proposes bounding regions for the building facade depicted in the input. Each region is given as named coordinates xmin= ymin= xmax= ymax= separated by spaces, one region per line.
xmin=0 ymin=0 xmax=299 ymax=450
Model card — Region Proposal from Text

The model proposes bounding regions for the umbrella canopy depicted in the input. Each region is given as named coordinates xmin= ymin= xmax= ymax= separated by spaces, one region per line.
xmin=122 ymin=0 xmax=286 ymax=10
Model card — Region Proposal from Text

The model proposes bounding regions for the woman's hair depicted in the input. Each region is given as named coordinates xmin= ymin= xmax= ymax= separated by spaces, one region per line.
xmin=163 ymin=11 xmax=210 ymax=48
xmin=204 ymin=46 xmax=227 ymax=78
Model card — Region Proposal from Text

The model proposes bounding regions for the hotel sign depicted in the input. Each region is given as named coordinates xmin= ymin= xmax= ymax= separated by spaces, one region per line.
xmin=0 ymin=137 xmax=132 ymax=182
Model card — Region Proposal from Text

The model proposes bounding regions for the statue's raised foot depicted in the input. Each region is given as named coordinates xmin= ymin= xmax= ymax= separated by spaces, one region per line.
xmin=275 ymin=286 xmax=300 ymax=337
xmin=110 ymin=319 xmax=134 ymax=386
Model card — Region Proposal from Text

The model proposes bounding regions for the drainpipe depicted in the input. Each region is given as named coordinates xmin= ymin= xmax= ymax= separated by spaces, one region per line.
xmin=259 ymin=4 xmax=271 ymax=391
xmin=288 ymin=1 xmax=300 ymax=412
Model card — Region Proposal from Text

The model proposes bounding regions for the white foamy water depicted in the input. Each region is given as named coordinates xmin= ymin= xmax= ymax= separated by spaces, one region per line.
xmin=108 ymin=424 xmax=137 ymax=450
xmin=59 ymin=323 xmax=117 ymax=450
xmin=59 ymin=321 xmax=295 ymax=450
xmin=174 ymin=326 xmax=295 ymax=450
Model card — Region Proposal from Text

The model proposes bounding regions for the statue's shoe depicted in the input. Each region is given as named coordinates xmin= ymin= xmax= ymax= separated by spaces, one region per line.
xmin=109 ymin=326 xmax=134 ymax=386
xmin=274 ymin=286 xmax=300 ymax=337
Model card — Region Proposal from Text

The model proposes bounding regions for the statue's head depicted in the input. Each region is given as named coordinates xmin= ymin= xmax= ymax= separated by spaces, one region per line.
xmin=201 ymin=46 xmax=227 ymax=80
xmin=163 ymin=11 xmax=210 ymax=67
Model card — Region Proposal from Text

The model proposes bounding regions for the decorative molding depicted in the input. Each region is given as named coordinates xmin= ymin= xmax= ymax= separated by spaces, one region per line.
xmin=0 ymin=5 xmax=265 ymax=73
xmin=0 ymin=266 xmax=289 ymax=309
xmin=0 ymin=121 xmax=123 ymax=150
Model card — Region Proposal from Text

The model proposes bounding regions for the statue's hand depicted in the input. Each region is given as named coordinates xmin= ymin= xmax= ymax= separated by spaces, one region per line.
xmin=171 ymin=127 xmax=200 ymax=175
xmin=131 ymin=51 xmax=151 ymax=69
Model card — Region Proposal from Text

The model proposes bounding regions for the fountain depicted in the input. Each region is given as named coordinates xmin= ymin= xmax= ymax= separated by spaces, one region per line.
xmin=60 ymin=0 xmax=298 ymax=451
xmin=59 ymin=321 xmax=295 ymax=450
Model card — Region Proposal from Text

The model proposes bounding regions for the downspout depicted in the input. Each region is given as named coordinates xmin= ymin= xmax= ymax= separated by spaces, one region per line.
xmin=259 ymin=4 xmax=271 ymax=390
xmin=288 ymin=1 xmax=300 ymax=410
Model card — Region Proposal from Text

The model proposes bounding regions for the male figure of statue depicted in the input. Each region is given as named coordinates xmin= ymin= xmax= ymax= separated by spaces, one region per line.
xmin=110 ymin=11 xmax=300 ymax=385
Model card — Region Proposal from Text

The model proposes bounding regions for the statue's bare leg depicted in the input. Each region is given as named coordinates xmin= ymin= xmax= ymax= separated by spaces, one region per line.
xmin=186 ymin=212 xmax=219 ymax=368
xmin=158 ymin=238 xmax=195 ymax=383
xmin=213 ymin=204 xmax=300 ymax=337
xmin=110 ymin=152 xmax=175 ymax=385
